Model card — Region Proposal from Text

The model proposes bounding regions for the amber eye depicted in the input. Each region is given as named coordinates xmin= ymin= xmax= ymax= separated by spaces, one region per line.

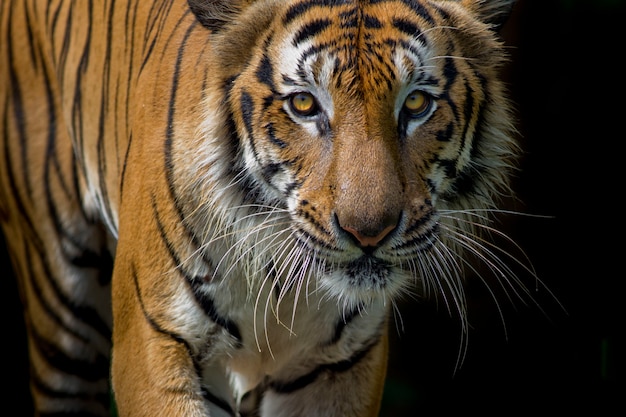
xmin=403 ymin=90 xmax=431 ymax=118
xmin=289 ymin=92 xmax=318 ymax=116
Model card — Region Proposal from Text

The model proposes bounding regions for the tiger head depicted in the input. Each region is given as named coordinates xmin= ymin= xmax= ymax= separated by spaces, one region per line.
xmin=184 ymin=0 xmax=517 ymax=311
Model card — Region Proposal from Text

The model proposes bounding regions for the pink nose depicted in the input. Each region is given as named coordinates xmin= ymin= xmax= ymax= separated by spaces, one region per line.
xmin=340 ymin=224 xmax=396 ymax=248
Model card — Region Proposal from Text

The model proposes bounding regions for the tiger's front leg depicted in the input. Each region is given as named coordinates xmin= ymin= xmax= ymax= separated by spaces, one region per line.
xmin=109 ymin=193 xmax=218 ymax=416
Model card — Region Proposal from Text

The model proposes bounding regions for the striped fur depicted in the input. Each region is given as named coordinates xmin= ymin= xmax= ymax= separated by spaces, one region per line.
xmin=1 ymin=0 xmax=521 ymax=416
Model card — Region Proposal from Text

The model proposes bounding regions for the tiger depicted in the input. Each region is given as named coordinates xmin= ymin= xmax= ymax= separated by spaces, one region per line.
xmin=0 ymin=0 xmax=526 ymax=415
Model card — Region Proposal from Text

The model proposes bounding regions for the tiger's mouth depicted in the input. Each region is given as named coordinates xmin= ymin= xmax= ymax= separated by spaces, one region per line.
xmin=314 ymin=252 xmax=407 ymax=305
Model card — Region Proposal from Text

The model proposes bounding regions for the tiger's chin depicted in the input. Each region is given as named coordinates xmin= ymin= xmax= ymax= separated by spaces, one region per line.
xmin=318 ymin=255 xmax=410 ymax=309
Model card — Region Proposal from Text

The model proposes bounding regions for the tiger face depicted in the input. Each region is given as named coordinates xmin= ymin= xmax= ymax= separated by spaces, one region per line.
xmin=191 ymin=0 xmax=516 ymax=310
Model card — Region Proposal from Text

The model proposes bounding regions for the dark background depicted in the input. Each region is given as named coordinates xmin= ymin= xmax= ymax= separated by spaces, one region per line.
xmin=2 ymin=0 xmax=623 ymax=415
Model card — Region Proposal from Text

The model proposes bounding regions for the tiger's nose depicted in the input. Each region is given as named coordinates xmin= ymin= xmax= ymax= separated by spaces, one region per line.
xmin=338 ymin=215 xmax=398 ymax=250
xmin=341 ymin=224 xmax=396 ymax=248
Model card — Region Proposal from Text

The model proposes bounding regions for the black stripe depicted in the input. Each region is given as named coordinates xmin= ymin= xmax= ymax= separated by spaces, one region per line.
xmin=240 ymin=90 xmax=270 ymax=185
xmin=442 ymin=56 xmax=458 ymax=91
xmin=268 ymin=337 xmax=381 ymax=394
xmin=45 ymin=91 xmax=72 ymax=203
xmin=57 ymin=5 xmax=73 ymax=84
xmin=292 ymin=18 xmax=332 ymax=45
xmin=1 ymin=86 xmax=41 ymax=258
xmin=328 ymin=306 xmax=362 ymax=345
xmin=240 ymin=90 xmax=255 ymax=140
xmin=397 ymin=225 xmax=438 ymax=251
xmin=223 ymin=102 xmax=261 ymax=205
xmin=30 ymin=324 xmax=110 ymax=383
xmin=392 ymin=17 xmax=422 ymax=37
xmin=296 ymin=204 xmax=333 ymax=238
xmin=457 ymin=80 xmax=474 ymax=151
xmin=402 ymin=206 xmax=434 ymax=235
xmin=119 ymin=130 xmax=132 ymax=205
xmin=32 ymin=371 xmax=109 ymax=416
xmin=140 ymin=1 xmax=176 ymax=75
xmin=120 ymin=2 xmax=139 ymax=209
xmin=266 ymin=123 xmax=287 ymax=148
xmin=436 ymin=122 xmax=454 ymax=142
xmin=132 ymin=262 xmax=193 ymax=349
xmin=448 ymin=106 xmax=488 ymax=199
xmin=339 ymin=7 xmax=359 ymax=29
xmin=24 ymin=237 xmax=109 ymax=347
xmin=283 ymin=177 xmax=302 ymax=197
xmin=6 ymin=13 xmax=34 ymax=201
xmin=150 ymin=194 xmax=195 ymax=278
xmin=256 ymin=53 xmax=275 ymax=89
xmin=437 ymin=158 xmax=457 ymax=178
xmin=43 ymin=45 xmax=71 ymax=197
xmin=398 ymin=0 xmax=436 ymax=25
xmin=22 ymin=1 xmax=40 ymax=70
xmin=201 ymin=388 xmax=236 ymax=416
xmin=95 ymin=1 xmax=118 ymax=230
xmin=447 ymin=164 xmax=477 ymax=199
xmin=295 ymin=224 xmax=336 ymax=253
xmin=129 ymin=260 xmax=215 ymax=417
xmin=364 ymin=14 xmax=382 ymax=29
xmin=438 ymin=77 xmax=478 ymax=189
xmin=188 ymin=282 xmax=243 ymax=347
xmin=440 ymin=57 xmax=459 ymax=122
xmin=162 ymin=18 xmax=213 ymax=256
xmin=426 ymin=177 xmax=437 ymax=195
xmin=139 ymin=34 xmax=158 ymax=75
xmin=392 ymin=38 xmax=427 ymax=61
xmin=48 ymin=1 xmax=64 ymax=51
xmin=70 ymin=1 xmax=93 ymax=171
xmin=261 ymin=162 xmax=284 ymax=182
xmin=283 ymin=0 xmax=349 ymax=25
xmin=43 ymin=246 xmax=113 ymax=340
xmin=151 ymin=196 xmax=243 ymax=346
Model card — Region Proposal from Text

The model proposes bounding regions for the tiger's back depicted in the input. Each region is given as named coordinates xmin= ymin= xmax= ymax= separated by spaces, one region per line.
xmin=0 ymin=1 xmax=523 ymax=416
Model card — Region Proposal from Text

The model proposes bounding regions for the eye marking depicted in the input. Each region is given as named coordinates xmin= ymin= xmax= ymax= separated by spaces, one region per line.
xmin=402 ymin=90 xmax=432 ymax=119
xmin=289 ymin=92 xmax=319 ymax=117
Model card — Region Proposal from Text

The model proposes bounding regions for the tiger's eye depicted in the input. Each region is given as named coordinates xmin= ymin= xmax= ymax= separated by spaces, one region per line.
xmin=403 ymin=90 xmax=431 ymax=117
xmin=289 ymin=92 xmax=317 ymax=116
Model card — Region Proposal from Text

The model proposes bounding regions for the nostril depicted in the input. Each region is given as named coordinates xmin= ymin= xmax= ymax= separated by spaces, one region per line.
xmin=340 ymin=223 xmax=396 ymax=249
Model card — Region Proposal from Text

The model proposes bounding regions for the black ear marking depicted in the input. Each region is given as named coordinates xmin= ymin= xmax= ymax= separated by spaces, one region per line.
xmin=490 ymin=0 xmax=516 ymax=30
xmin=480 ymin=0 xmax=517 ymax=29
xmin=187 ymin=0 xmax=244 ymax=31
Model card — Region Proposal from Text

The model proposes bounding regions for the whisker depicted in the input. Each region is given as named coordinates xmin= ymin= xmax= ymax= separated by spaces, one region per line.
xmin=442 ymin=215 xmax=562 ymax=307
xmin=210 ymin=219 xmax=291 ymax=282
xmin=445 ymin=226 xmax=532 ymax=307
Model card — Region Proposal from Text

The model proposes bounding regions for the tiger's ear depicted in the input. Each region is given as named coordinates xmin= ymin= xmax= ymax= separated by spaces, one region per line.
xmin=462 ymin=0 xmax=517 ymax=29
xmin=187 ymin=0 xmax=255 ymax=31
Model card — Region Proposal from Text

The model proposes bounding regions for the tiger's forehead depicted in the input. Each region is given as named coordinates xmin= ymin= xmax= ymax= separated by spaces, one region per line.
xmin=270 ymin=0 xmax=445 ymax=96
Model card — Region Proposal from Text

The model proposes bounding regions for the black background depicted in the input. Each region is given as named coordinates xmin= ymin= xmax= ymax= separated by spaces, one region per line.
xmin=2 ymin=0 xmax=623 ymax=415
